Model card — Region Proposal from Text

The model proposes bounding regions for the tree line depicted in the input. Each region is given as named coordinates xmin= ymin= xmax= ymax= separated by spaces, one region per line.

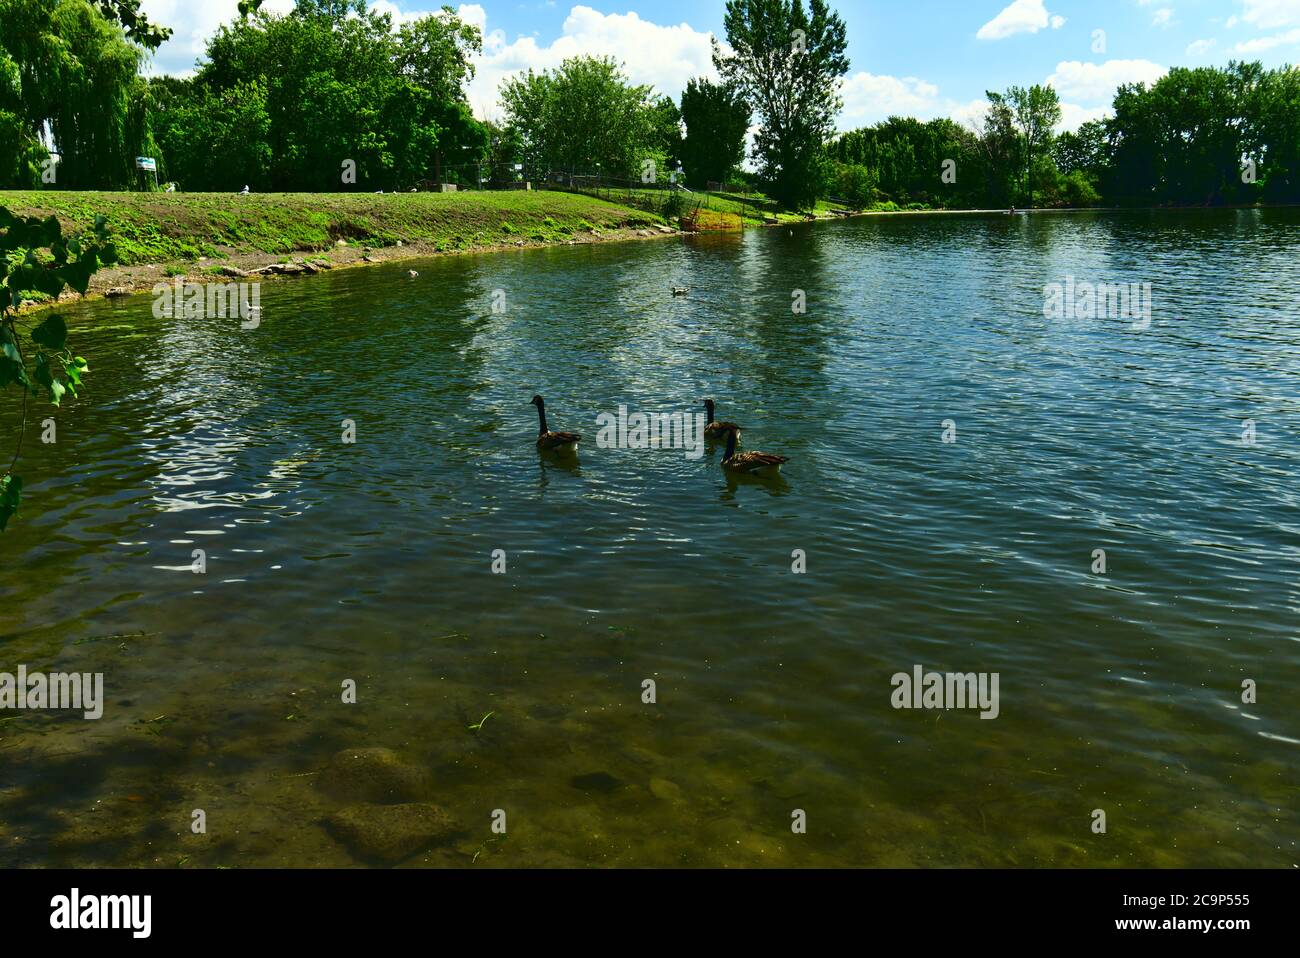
xmin=2 ymin=0 xmax=1298 ymax=209
xmin=832 ymin=61 xmax=1300 ymax=210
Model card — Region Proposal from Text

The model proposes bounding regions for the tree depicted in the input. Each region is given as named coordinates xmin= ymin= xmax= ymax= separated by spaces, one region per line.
xmin=648 ymin=94 xmax=684 ymax=175
xmin=679 ymin=77 xmax=750 ymax=188
xmin=0 ymin=0 xmax=156 ymax=190
xmin=1256 ymin=63 xmax=1300 ymax=204
xmin=500 ymin=56 xmax=662 ymax=179
xmin=713 ymin=0 xmax=849 ymax=209
xmin=976 ymin=93 xmax=1020 ymax=208
xmin=997 ymin=84 xmax=1061 ymax=208
xmin=830 ymin=116 xmax=985 ymax=209
xmin=1103 ymin=61 xmax=1298 ymax=207
xmin=1053 ymin=120 xmax=1107 ymax=178
xmin=481 ymin=119 xmax=523 ymax=185
xmin=831 ymin=162 xmax=875 ymax=207
xmin=396 ymin=6 xmax=481 ymax=105
xmin=155 ymin=0 xmax=485 ymax=191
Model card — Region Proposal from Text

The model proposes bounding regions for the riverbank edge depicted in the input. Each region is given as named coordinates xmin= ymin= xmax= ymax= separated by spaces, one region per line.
xmin=0 ymin=202 xmax=1085 ymax=313
xmin=11 ymin=197 xmax=1295 ymax=315
xmin=16 ymin=222 xmax=689 ymax=314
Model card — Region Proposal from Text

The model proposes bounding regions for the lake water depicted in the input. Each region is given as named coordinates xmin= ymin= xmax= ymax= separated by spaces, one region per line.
xmin=2 ymin=209 xmax=1297 ymax=867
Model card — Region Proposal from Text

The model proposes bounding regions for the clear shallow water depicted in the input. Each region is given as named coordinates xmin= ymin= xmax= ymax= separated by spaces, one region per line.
xmin=1 ymin=209 xmax=1297 ymax=867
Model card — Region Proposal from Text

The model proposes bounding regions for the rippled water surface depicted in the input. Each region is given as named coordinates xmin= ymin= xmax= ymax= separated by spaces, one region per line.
xmin=2 ymin=209 xmax=1298 ymax=867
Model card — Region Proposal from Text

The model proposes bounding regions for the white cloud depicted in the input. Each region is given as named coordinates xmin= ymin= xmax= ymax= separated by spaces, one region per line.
xmin=976 ymin=0 xmax=1064 ymax=41
xmin=141 ymin=2 xmax=717 ymax=118
xmin=1234 ymin=27 xmax=1300 ymax=51
xmin=1151 ymin=8 xmax=1176 ymax=28
xmin=1239 ymin=0 xmax=1300 ymax=29
xmin=949 ymin=98 xmax=991 ymax=131
xmin=1186 ymin=38 xmax=1217 ymax=55
xmin=1058 ymin=102 xmax=1108 ymax=132
xmin=838 ymin=73 xmax=942 ymax=127
xmin=454 ymin=3 xmax=488 ymax=33
xmin=1045 ymin=59 xmax=1167 ymax=104
xmin=370 ymin=0 xmax=427 ymax=27
xmin=467 ymin=6 xmax=716 ymax=118
xmin=140 ymin=0 xmax=298 ymax=74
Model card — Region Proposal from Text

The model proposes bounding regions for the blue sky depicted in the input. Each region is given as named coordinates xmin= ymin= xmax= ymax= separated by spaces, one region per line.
xmin=140 ymin=0 xmax=1300 ymax=129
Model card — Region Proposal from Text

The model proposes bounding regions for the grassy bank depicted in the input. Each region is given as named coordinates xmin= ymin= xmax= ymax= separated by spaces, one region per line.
xmin=561 ymin=184 xmax=845 ymax=227
xmin=0 ymin=189 xmax=667 ymax=266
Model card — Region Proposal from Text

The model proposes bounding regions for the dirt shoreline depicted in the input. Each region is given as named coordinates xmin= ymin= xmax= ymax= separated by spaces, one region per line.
xmin=20 ymin=223 xmax=688 ymax=314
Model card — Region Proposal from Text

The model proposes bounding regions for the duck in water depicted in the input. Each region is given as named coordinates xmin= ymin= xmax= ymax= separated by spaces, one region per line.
xmin=720 ymin=426 xmax=788 ymax=478
xmin=703 ymin=398 xmax=742 ymax=441
xmin=530 ymin=395 xmax=581 ymax=454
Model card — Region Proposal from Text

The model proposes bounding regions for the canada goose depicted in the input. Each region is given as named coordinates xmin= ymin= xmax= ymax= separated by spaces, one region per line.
xmin=671 ymin=286 xmax=688 ymax=296
xmin=703 ymin=398 xmax=741 ymax=440
xmin=530 ymin=395 xmax=581 ymax=453
xmin=721 ymin=427 xmax=787 ymax=477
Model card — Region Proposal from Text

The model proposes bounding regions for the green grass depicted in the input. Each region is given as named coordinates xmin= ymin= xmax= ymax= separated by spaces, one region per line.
xmin=566 ymin=186 xmax=845 ymax=227
xmin=0 ymin=190 xmax=664 ymax=266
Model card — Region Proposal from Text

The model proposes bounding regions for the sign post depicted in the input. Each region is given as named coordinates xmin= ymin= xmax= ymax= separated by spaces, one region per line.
xmin=135 ymin=156 xmax=158 ymax=191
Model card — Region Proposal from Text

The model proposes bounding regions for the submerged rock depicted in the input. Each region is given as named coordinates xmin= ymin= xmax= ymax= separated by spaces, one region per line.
xmin=325 ymin=803 xmax=458 ymax=865
xmin=571 ymin=771 xmax=623 ymax=793
xmin=649 ymin=777 xmax=683 ymax=802
xmin=318 ymin=747 xmax=433 ymax=804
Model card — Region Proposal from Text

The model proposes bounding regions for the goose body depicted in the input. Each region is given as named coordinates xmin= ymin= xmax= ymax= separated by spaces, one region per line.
xmin=721 ymin=427 xmax=787 ymax=477
xmin=530 ymin=395 xmax=581 ymax=454
xmin=702 ymin=398 xmax=741 ymax=440
xmin=671 ymin=286 xmax=689 ymax=296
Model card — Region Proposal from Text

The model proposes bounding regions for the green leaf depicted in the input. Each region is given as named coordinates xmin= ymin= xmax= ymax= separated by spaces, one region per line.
xmin=31 ymin=315 xmax=67 ymax=350
xmin=0 ymin=474 xmax=21 ymax=532
xmin=32 ymin=353 xmax=63 ymax=404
